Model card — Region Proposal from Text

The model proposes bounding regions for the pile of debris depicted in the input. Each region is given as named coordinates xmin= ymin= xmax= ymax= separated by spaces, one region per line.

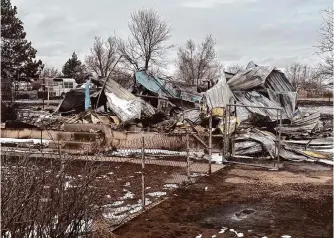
xmin=3 ymin=61 xmax=332 ymax=164
xmin=222 ymin=62 xmax=333 ymax=164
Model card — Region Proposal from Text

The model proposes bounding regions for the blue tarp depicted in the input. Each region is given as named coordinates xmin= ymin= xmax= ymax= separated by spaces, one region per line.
xmin=135 ymin=71 xmax=177 ymax=97
xmin=135 ymin=71 xmax=202 ymax=103
xmin=85 ymin=79 xmax=91 ymax=110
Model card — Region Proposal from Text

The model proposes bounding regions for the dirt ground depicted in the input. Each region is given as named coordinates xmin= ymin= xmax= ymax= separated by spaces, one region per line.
xmin=114 ymin=162 xmax=333 ymax=238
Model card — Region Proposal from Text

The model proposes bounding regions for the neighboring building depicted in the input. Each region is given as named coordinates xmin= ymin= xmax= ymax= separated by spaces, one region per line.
xmin=38 ymin=78 xmax=77 ymax=98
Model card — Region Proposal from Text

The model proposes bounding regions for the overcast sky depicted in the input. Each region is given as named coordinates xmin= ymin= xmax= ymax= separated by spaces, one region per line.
xmin=12 ymin=0 xmax=331 ymax=73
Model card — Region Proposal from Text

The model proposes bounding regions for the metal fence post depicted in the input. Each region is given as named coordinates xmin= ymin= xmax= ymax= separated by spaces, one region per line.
xmin=186 ymin=129 xmax=190 ymax=180
xmin=223 ymin=106 xmax=228 ymax=157
xmin=141 ymin=135 xmax=145 ymax=210
xmin=40 ymin=129 xmax=43 ymax=151
xmin=277 ymin=109 xmax=283 ymax=170
xmin=208 ymin=111 xmax=212 ymax=174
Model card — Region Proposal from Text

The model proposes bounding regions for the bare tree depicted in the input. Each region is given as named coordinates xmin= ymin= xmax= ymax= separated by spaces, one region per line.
xmin=118 ymin=9 xmax=172 ymax=72
xmin=175 ymin=35 xmax=222 ymax=85
xmin=286 ymin=63 xmax=318 ymax=92
xmin=315 ymin=8 xmax=333 ymax=80
xmin=40 ymin=66 xmax=61 ymax=78
xmin=1 ymin=150 xmax=122 ymax=237
xmin=85 ymin=36 xmax=121 ymax=78
xmin=225 ymin=64 xmax=244 ymax=74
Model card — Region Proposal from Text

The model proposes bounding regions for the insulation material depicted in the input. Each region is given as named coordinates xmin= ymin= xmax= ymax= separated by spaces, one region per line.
xmin=98 ymin=76 xmax=156 ymax=123
xmin=105 ymin=92 xmax=142 ymax=122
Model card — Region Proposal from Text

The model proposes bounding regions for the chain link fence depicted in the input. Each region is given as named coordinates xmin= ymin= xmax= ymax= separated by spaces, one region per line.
xmin=1 ymin=130 xmax=212 ymax=237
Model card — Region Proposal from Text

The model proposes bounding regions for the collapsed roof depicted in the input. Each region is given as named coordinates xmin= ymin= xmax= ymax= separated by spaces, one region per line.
xmin=227 ymin=66 xmax=295 ymax=92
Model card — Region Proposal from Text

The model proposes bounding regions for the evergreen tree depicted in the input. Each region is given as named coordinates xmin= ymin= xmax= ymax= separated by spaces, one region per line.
xmin=62 ymin=52 xmax=84 ymax=79
xmin=1 ymin=0 xmax=43 ymax=78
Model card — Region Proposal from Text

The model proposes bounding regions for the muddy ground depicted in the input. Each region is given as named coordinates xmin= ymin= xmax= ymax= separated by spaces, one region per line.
xmin=2 ymin=156 xmax=203 ymax=227
xmin=114 ymin=163 xmax=333 ymax=238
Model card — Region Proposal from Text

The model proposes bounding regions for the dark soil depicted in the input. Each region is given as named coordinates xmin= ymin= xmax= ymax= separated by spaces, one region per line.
xmin=114 ymin=163 xmax=333 ymax=238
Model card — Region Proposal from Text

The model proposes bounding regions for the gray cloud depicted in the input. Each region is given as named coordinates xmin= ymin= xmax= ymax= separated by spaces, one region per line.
xmin=12 ymin=0 xmax=331 ymax=72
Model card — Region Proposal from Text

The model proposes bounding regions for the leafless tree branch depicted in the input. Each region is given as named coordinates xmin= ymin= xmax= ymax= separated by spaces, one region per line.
xmin=85 ymin=36 xmax=120 ymax=78
xmin=314 ymin=7 xmax=333 ymax=80
xmin=175 ymin=35 xmax=222 ymax=85
xmin=118 ymin=9 xmax=173 ymax=72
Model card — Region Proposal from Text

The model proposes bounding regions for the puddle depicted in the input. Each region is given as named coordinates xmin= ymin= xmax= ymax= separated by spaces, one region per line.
xmin=199 ymin=204 xmax=272 ymax=228
xmin=233 ymin=209 xmax=256 ymax=220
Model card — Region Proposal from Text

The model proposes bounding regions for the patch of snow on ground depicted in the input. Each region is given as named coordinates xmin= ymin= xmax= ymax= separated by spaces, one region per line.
xmin=102 ymin=200 xmax=125 ymax=208
xmin=163 ymin=184 xmax=178 ymax=189
xmin=103 ymin=198 xmax=148 ymax=221
xmin=138 ymin=198 xmax=152 ymax=206
xmin=190 ymin=172 xmax=205 ymax=178
xmin=112 ymin=201 xmax=124 ymax=206
xmin=147 ymin=191 xmax=167 ymax=197
xmin=211 ymin=153 xmax=226 ymax=164
xmin=0 ymin=138 xmax=51 ymax=145
xmin=107 ymin=149 xmax=205 ymax=158
xmin=120 ymin=190 xmax=134 ymax=199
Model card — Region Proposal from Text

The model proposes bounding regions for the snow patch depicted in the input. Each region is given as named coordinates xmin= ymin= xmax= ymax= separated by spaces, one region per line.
xmin=120 ymin=190 xmax=134 ymax=200
xmin=0 ymin=138 xmax=51 ymax=145
xmin=147 ymin=191 xmax=167 ymax=197
xmin=163 ymin=184 xmax=178 ymax=189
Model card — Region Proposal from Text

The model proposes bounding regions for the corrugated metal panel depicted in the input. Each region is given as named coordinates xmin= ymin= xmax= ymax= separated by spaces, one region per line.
xmin=205 ymin=78 xmax=234 ymax=110
xmin=227 ymin=66 xmax=295 ymax=93
xmin=234 ymin=91 xmax=286 ymax=121
xmin=265 ymin=70 xmax=294 ymax=92
xmin=98 ymin=77 xmax=136 ymax=101
xmin=267 ymin=89 xmax=297 ymax=119
xmin=98 ymin=77 xmax=155 ymax=122
xmin=278 ymin=112 xmax=321 ymax=134
xmin=227 ymin=66 xmax=273 ymax=91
